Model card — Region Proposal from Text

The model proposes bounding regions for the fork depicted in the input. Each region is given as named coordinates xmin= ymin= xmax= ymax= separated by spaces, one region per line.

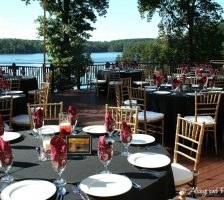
xmin=140 ymin=169 xmax=164 ymax=177
xmin=72 ymin=184 xmax=89 ymax=200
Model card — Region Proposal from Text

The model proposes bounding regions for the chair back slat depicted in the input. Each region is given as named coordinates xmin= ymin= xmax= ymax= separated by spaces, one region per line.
xmin=105 ymin=104 xmax=139 ymax=133
xmin=0 ymin=96 xmax=13 ymax=128
xmin=174 ymin=114 xmax=205 ymax=172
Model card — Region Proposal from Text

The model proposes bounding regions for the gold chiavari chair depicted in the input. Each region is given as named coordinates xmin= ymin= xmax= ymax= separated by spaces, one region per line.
xmin=128 ymin=87 xmax=165 ymax=145
xmin=0 ymin=96 xmax=13 ymax=129
xmin=7 ymin=78 xmax=20 ymax=91
xmin=133 ymin=68 xmax=152 ymax=88
xmin=184 ymin=91 xmax=221 ymax=155
xmin=27 ymin=102 xmax=63 ymax=129
xmin=28 ymin=82 xmax=50 ymax=104
xmin=107 ymin=72 xmax=122 ymax=99
xmin=105 ymin=104 xmax=139 ymax=133
xmin=172 ymin=114 xmax=205 ymax=197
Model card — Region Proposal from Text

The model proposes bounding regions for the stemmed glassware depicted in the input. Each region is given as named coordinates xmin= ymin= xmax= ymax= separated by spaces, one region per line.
xmin=98 ymin=141 xmax=113 ymax=174
xmin=120 ymin=131 xmax=132 ymax=157
xmin=0 ymin=151 xmax=14 ymax=183
xmin=59 ymin=112 xmax=72 ymax=140
xmin=51 ymin=154 xmax=67 ymax=187
xmin=68 ymin=113 xmax=78 ymax=134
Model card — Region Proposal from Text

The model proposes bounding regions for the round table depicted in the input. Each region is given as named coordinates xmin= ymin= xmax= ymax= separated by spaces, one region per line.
xmin=0 ymin=94 xmax=27 ymax=116
xmin=97 ymin=70 xmax=143 ymax=83
xmin=146 ymin=90 xmax=224 ymax=146
xmin=2 ymin=131 xmax=176 ymax=200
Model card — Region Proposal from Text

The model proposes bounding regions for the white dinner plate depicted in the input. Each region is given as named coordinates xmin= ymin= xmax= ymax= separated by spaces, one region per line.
xmin=82 ymin=125 xmax=106 ymax=135
xmin=7 ymin=91 xmax=23 ymax=95
xmin=127 ymin=152 xmax=171 ymax=168
xmin=154 ymin=91 xmax=170 ymax=95
xmin=1 ymin=179 xmax=56 ymax=200
xmin=131 ymin=134 xmax=155 ymax=145
xmin=208 ymin=87 xmax=223 ymax=91
xmin=80 ymin=174 xmax=132 ymax=197
xmin=33 ymin=125 xmax=59 ymax=134
xmin=2 ymin=132 xmax=21 ymax=142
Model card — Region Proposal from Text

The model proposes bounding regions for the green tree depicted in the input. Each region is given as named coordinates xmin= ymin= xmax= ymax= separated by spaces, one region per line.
xmin=22 ymin=0 xmax=109 ymax=90
xmin=138 ymin=0 xmax=224 ymax=64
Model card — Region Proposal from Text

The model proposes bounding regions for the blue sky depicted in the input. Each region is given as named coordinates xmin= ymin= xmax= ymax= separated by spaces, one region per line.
xmin=0 ymin=0 xmax=223 ymax=41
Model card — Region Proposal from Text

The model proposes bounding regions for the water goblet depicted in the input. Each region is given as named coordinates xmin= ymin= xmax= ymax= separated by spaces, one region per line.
xmin=59 ymin=112 xmax=72 ymax=139
xmin=68 ymin=113 xmax=78 ymax=134
xmin=0 ymin=151 xmax=14 ymax=183
xmin=51 ymin=154 xmax=67 ymax=187
xmin=120 ymin=132 xmax=132 ymax=156
xmin=98 ymin=143 xmax=113 ymax=174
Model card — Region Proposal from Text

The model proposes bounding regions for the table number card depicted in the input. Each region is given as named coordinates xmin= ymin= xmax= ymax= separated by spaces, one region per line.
xmin=67 ymin=134 xmax=92 ymax=156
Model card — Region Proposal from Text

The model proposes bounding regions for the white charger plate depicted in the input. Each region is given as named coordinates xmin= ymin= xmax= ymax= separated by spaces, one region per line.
xmin=128 ymin=152 xmax=171 ymax=168
xmin=131 ymin=134 xmax=155 ymax=145
xmin=82 ymin=125 xmax=106 ymax=135
xmin=33 ymin=125 xmax=59 ymax=134
xmin=2 ymin=132 xmax=21 ymax=142
xmin=208 ymin=87 xmax=223 ymax=91
xmin=1 ymin=179 xmax=56 ymax=200
xmin=7 ymin=91 xmax=23 ymax=95
xmin=80 ymin=174 xmax=132 ymax=197
xmin=154 ymin=91 xmax=170 ymax=95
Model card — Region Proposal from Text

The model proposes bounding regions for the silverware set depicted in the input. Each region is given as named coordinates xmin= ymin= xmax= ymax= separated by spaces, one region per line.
xmin=56 ymin=187 xmax=66 ymax=200
xmin=72 ymin=184 xmax=90 ymax=200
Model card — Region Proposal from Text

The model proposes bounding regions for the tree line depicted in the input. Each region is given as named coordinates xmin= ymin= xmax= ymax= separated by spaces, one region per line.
xmin=0 ymin=38 xmax=156 ymax=54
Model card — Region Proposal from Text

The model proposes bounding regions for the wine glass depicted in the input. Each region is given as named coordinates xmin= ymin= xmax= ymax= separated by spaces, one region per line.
xmin=98 ymin=143 xmax=113 ymax=174
xmin=51 ymin=154 xmax=67 ymax=187
xmin=68 ymin=113 xmax=78 ymax=134
xmin=0 ymin=151 xmax=14 ymax=183
xmin=120 ymin=132 xmax=132 ymax=156
xmin=59 ymin=112 xmax=72 ymax=139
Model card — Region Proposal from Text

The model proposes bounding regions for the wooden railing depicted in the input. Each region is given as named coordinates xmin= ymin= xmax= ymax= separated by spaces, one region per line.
xmin=1 ymin=62 xmax=221 ymax=92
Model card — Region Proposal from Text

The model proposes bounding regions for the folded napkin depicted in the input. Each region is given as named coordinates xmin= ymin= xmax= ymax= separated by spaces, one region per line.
xmin=33 ymin=108 xmax=44 ymax=129
xmin=0 ymin=79 xmax=9 ymax=91
xmin=50 ymin=135 xmax=67 ymax=169
xmin=121 ymin=122 xmax=132 ymax=143
xmin=0 ymin=137 xmax=13 ymax=165
xmin=0 ymin=114 xmax=4 ymax=136
xmin=104 ymin=112 xmax=115 ymax=132
xmin=98 ymin=135 xmax=112 ymax=161
xmin=172 ymin=77 xmax=181 ymax=89
xmin=67 ymin=105 xmax=77 ymax=125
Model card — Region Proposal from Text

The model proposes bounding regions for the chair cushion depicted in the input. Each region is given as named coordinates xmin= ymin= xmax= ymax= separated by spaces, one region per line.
xmin=184 ymin=116 xmax=215 ymax=125
xmin=133 ymin=81 xmax=149 ymax=86
xmin=28 ymin=90 xmax=38 ymax=95
xmin=171 ymin=162 xmax=193 ymax=186
xmin=109 ymin=81 xmax=122 ymax=85
xmin=97 ymin=80 xmax=107 ymax=84
xmin=123 ymin=99 xmax=137 ymax=106
xmin=136 ymin=111 xmax=164 ymax=122
xmin=12 ymin=114 xmax=30 ymax=126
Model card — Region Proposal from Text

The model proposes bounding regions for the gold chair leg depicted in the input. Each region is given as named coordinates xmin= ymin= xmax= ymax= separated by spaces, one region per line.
xmin=214 ymin=126 xmax=218 ymax=155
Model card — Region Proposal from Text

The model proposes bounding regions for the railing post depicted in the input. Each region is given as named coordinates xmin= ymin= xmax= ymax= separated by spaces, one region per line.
xmin=50 ymin=64 xmax=54 ymax=94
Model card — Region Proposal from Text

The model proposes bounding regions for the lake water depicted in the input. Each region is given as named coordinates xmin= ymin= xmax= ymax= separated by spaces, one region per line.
xmin=0 ymin=52 xmax=122 ymax=66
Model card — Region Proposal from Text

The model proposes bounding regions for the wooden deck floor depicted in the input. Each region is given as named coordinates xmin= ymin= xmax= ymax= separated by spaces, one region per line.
xmin=51 ymin=89 xmax=224 ymax=199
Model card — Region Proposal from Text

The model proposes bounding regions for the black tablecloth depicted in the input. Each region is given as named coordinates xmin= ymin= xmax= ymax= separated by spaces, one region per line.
xmin=146 ymin=91 xmax=224 ymax=146
xmin=1 ymin=132 xmax=176 ymax=200
xmin=0 ymin=94 xmax=27 ymax=116
xmin=19 ymin=77 xmax=38 ymax=95
xmin=97 ymin=70 xmax=143 ymax=83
